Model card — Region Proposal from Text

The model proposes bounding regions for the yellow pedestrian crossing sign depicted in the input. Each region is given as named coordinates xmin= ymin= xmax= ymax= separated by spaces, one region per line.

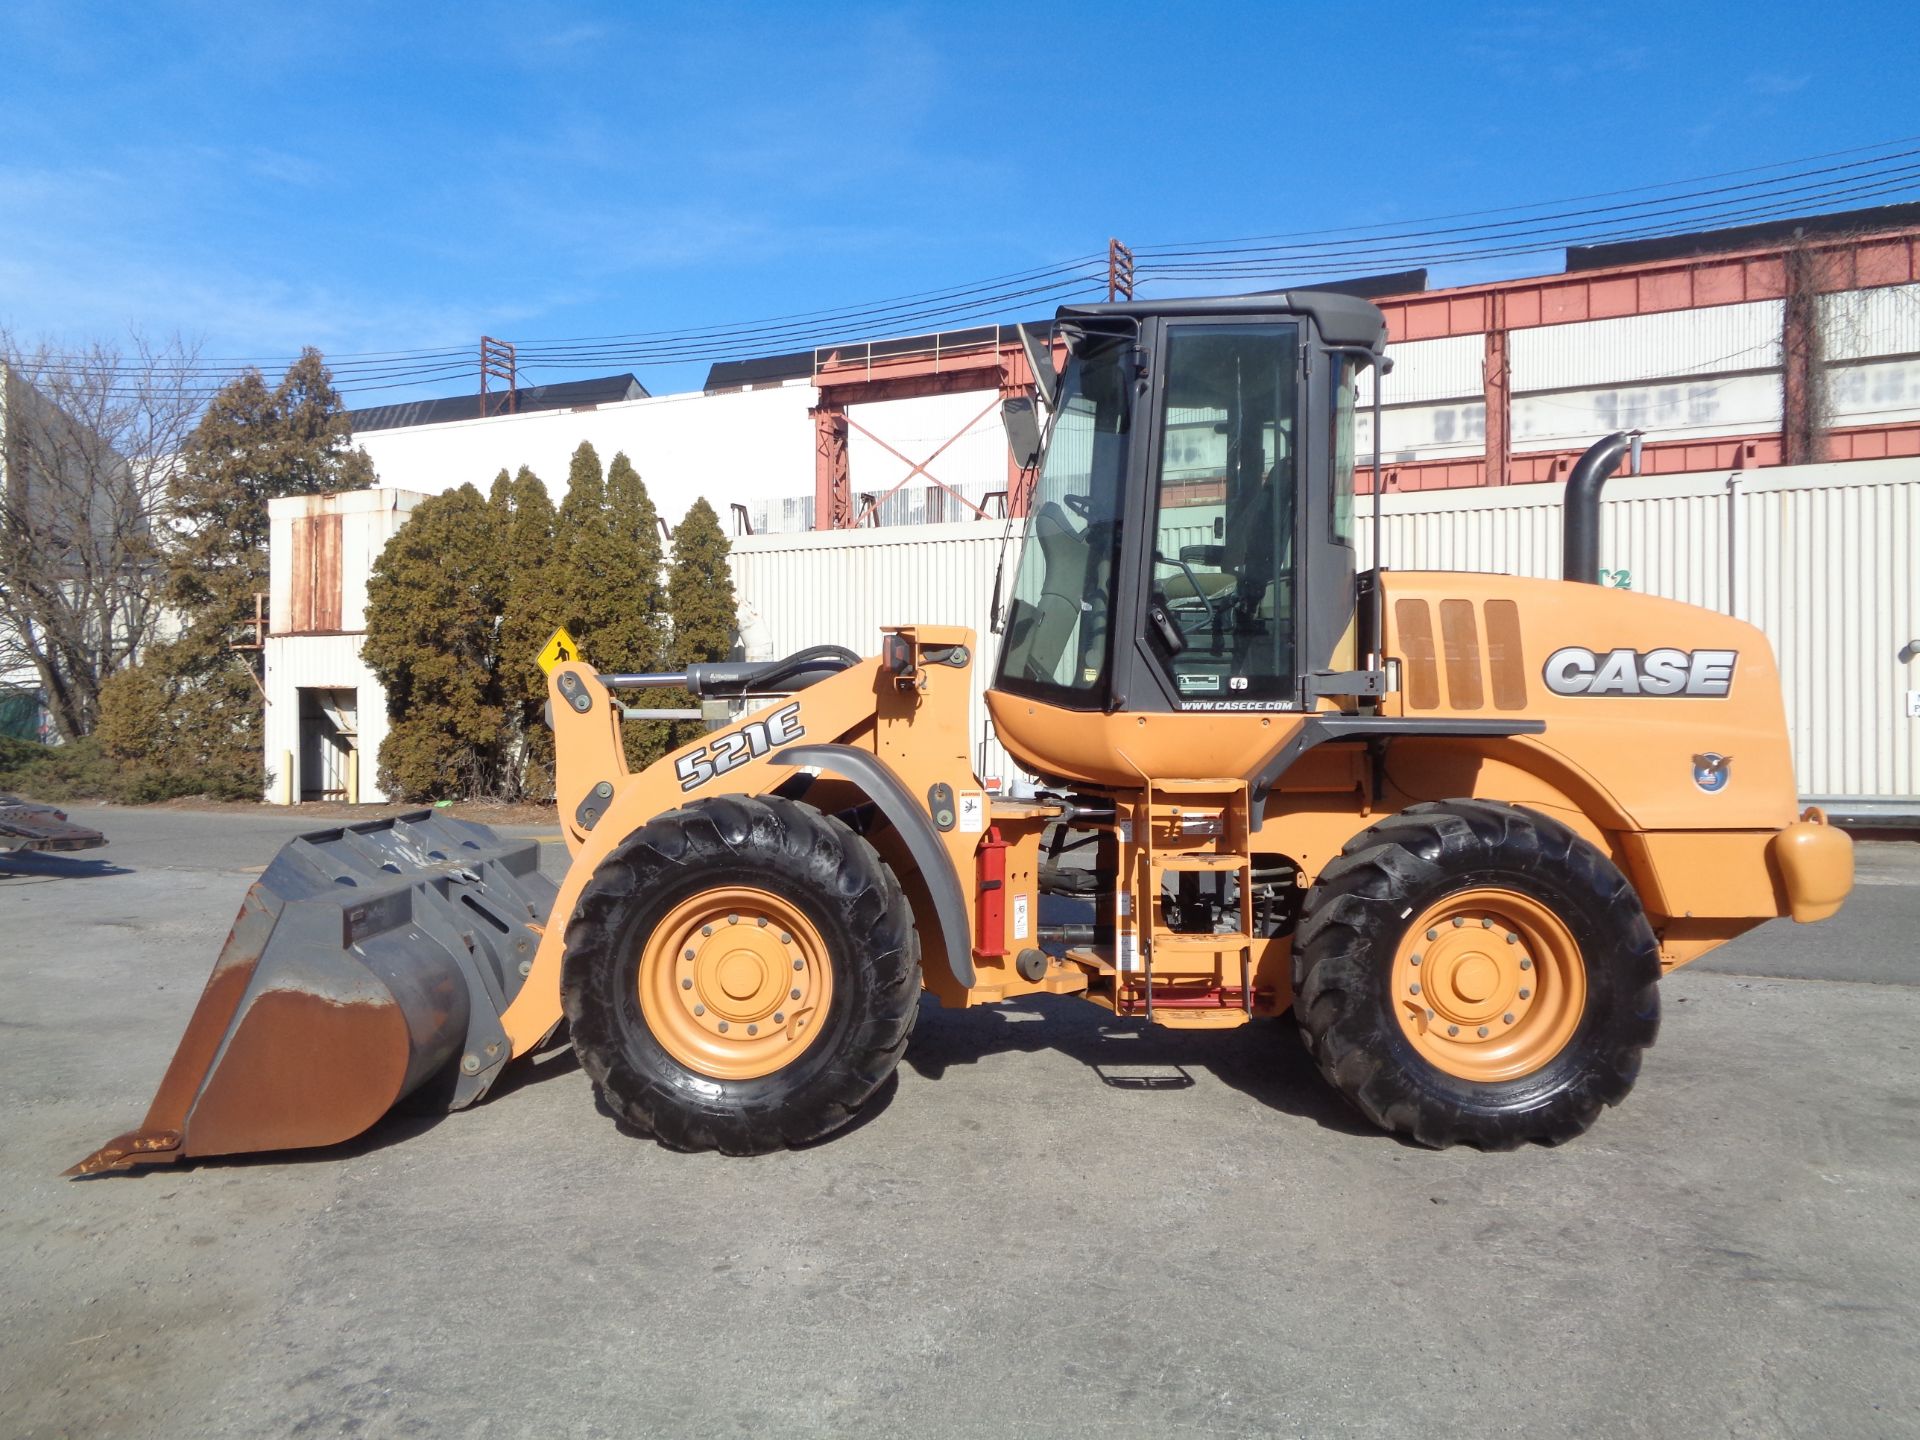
xmin=537 ymin=626 xmax=583 ymax=675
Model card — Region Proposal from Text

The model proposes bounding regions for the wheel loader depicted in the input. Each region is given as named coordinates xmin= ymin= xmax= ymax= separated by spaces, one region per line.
xmin=73 ymin=291 xmax=1856 ymax=1173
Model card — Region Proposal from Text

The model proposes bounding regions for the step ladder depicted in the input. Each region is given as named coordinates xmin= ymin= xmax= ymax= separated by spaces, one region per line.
xmin=1132 ymin=777 xmax=1256 ymax=1026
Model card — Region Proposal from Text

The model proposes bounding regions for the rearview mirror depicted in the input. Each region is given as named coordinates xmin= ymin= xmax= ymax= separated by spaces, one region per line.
xmin=1001 ymin=396 xmax=1042 ymax=471
xmin=1018 ymin=323 xmax=1058 ymax=409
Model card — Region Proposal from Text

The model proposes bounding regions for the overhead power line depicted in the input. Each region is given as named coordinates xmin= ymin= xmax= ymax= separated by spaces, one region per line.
xmin=16 ymin=137 xmax=1920 ymax=400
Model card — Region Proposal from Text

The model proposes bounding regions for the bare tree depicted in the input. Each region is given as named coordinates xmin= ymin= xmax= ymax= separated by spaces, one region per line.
xmin=0 ymin=330 xmax=203 ymax=739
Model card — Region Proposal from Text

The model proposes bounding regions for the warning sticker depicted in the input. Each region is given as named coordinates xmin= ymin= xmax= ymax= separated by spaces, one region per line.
xmin=956 ymin=791 xmax=986 ymax=833
xmin=537 ymin=626 xmax=583 ymax=675
xmin=1012 ymin=894 xmax=1030 ymax=941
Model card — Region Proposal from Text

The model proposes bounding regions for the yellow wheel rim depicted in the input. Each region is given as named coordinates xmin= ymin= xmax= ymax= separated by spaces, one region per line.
xmin=1389 ymin=888 xmax=1586 ymax=1083
xmin=638 ymin=886 xmax=833 ymax=1081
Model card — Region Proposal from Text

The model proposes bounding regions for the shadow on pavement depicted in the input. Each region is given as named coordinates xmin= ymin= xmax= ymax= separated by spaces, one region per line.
xmin=903 ymin=991 xmax=1396 ymax=1143
xmin=0 ymin=851 xmax=133 ymax=882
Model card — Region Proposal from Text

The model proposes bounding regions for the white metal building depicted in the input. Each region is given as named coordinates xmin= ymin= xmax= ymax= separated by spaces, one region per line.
xmin=261 ymin=489 xmax=424 ymax=803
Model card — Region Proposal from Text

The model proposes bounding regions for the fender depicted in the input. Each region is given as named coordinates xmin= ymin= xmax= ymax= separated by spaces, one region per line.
xmin=773 ymin=743 xmax=977 ymax=988
xmin=1247 ymin=716 xmax=1546 ymax=830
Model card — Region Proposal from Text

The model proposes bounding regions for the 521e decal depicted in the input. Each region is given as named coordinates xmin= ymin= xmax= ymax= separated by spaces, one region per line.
xmin=673 ymin=702 xmax=806 ymax=791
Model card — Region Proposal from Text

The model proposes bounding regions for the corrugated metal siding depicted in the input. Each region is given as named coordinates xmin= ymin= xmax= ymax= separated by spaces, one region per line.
xmin=1737 ymin=465 xmax=1918 ymax=800
xmin=729 ymin=521 xmax=1015 ymax=782
xmin=1510 ymin=372 xmax=1782 ymax=451
xmin=1827 ymin=356 xmax=1920 ymax=428
xmin=1360 ymin=334 xmax=1484 ymax=404
xmin=1358 ymin=458 xmax=1920 ymax=802
xmin=1511 ymin=302 xmax=1783 ymax=391
xmin=262 ymin=633 xmax=390 ymax=804
xmin=1822 ymin=281 xmax=1920 ymax=361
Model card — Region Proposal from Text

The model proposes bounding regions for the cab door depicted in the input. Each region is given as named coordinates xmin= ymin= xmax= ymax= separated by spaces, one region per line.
xmin=1120 ymin=318 xmax=1327 ymax=713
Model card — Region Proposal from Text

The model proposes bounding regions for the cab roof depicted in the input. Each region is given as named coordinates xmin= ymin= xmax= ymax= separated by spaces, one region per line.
xmin=1058 ymin=290 xmax=1387 ymax=353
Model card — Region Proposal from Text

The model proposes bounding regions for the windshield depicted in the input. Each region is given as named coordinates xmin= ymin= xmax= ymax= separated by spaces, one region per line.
xmin=994 ymin=334 xmax=1132 ymax=700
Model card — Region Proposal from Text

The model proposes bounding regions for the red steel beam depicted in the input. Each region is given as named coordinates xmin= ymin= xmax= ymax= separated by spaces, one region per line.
xmin=1378 ymin=226 xmax=1920 ymax=342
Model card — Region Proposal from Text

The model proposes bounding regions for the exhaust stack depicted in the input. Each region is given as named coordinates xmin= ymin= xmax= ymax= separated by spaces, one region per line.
xmin=1562 ymin=431 xmax=1633 ymax=584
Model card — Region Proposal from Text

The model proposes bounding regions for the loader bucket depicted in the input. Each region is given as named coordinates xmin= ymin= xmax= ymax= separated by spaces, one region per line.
xmin=69 ymin=812 xmax=557 ymax=1175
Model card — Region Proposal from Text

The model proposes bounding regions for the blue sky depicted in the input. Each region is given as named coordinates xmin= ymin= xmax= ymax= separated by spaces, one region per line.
xmin=1 ymin=2 xmax=1914 ymax=399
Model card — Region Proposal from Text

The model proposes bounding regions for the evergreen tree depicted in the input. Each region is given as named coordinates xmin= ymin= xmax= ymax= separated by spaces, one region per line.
xmin=363 ymin=484 xmax=506 ymax=801
xmin=491 ymin=465 xmax=562 ymax=798
xmin=600 ymin=451 xmax=672 ymax=766
xmin=553 ymin=441 xmax=609 ymax=641
xmin=98 ymin=348 xmax=374 ymax=797
xmin=549 ymin=444 xmax=673 ymax=768
xmin=664 ymin=497 xmax=738 ymax=750
xmin=667 ymin=498 xmax=737 ymax=667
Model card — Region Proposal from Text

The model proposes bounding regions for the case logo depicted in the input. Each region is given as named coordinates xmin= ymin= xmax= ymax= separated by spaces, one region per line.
xmin=1543 ymin=647 xmax=1737 ymax=697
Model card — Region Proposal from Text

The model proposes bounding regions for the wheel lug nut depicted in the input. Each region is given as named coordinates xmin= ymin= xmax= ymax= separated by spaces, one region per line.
xmin=780 ymin=932 xmax=792 ymax=944
xmin=727 ymin=914 xmax=738 ymax=925
xmin=683 ymin=949 xmax=695 ymax=961
xmin=792 ymin=959 xmax=804 ymax=971
xmin=1519 ymin=958 xmax=1532 ymax=971
xmin=1409 ymin=983 xmax=1421 ymax=996
xmin=1505 ymin=933 xmax=1518 ymax=944
xmin=681 ymin=978 xmax=693 ymax=990
xmin=1447 ymin=1025 xmax=1459 ymax=1036
xmin=1426 ymin=928 xmax=1439 ymax=941
xmin=790 ymin=987 xmax=802 ymax=1000
xmin=717 ymin=1021 xmax=729 ymax=1033
xmin=1477 ymin=1026 xmax=1489 ymax=1037
xmin=774 ymin=1012 xmax=785 ymax=1023
xmin=1518 ymin=988 xmax=1531 ymax=999
xmin=1503 ymin=1013 xmax=1515 ymax=1025
xmin=1425 ymin=1008 xmax=1434 ymax=1020
xmin=757 ymin=917 xmax=768 ymax=927
xmin=747 ymin=1025 xmax=758 ymax=1036
xmin=1481 ymin=918 xmax=1493 ymax=929
xmin=701 ymin=925 xmax=713 ymax=937
xmin=693 ymin=1004 xmax=705 ymax=1016
xmin=1452 ymin=917 xmax=1464 ymax=928
xmin=1410 ymin=954 xmax=1422 ymax=966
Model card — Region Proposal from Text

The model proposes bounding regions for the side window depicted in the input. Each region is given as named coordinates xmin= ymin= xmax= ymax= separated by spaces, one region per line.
xmin=1148 ymin=325 xmax=1300 ymax=704
xmin=996 ymin=337 xmax=1132 ymax=699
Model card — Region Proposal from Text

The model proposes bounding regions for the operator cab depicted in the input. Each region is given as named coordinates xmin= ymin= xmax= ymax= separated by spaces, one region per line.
xmin=994 ymin=293 xmax=1388 ymax=716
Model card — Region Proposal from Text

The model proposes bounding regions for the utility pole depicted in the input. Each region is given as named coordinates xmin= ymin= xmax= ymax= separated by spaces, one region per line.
xmin=479 ymin=336 xmax=517 ymax=418
xmin=1106 ymin=239 xmax=1135 ymax=302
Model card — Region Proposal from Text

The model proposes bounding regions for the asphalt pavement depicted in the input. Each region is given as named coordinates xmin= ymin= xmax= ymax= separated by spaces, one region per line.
xmin=2 ymin=805 xmax=1916 ymax=1439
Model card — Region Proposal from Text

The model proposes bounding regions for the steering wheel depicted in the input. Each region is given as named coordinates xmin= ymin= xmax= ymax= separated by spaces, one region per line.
xmin=1061 ymin=492 xmax=1094 ymax=520
xmin=1154 ymin=551 xmax=1234 ymax=631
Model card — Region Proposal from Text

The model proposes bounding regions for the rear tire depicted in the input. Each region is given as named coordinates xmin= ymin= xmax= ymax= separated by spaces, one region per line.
xmin=1293 ymin=800 xmax=1659 ymax=1149
xmin=562 ymin=795 xmax=920 ymax=1154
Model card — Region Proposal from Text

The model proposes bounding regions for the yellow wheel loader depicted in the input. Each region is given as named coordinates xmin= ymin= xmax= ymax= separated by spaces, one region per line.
xmin=73 ymin=292 xmax=1856 ymax=1173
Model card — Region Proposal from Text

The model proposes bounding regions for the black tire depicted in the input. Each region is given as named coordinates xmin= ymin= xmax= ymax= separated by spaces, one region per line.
xmin=1293 ymin=799 xmax=1660 ymax=1149
xmin=561 ymin=794 xmax=920 ymax=1155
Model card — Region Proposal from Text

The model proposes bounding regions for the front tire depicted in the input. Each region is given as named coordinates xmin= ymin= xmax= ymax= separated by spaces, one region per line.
xmin=562 ymin=795 xmax=920 ymax=1154
xmin=1293 ymin=800 xmax=1660 ymax=1149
